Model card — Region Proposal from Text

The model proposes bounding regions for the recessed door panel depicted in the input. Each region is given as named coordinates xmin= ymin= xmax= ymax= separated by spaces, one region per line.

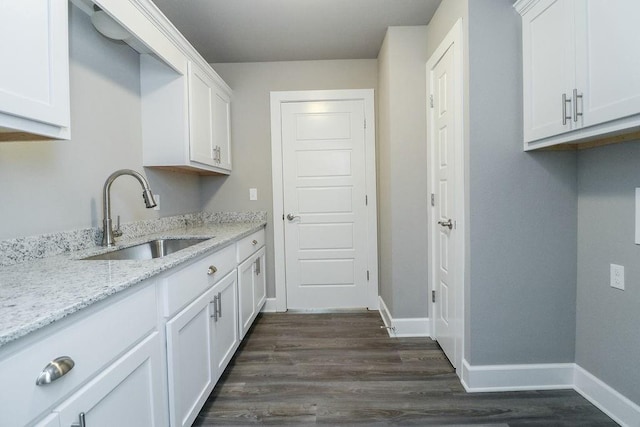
xmin=298 ymin=223 xmax=354 ymax=250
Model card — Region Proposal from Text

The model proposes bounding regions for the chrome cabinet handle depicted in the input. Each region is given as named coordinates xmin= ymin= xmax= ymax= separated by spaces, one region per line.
xmin=252 ymin=239 xmax=258 ymax=245
xmin=35 ymin=356 xmax=75 ymax=386
xmin=437 ymin=219 xmax=453 ymax=230
xmin=207 ymin=265 xmax=217 ymax=275
xmin=255 ymin=257 xmax=261 ymax=276
xmin=573 ymin=88 xmax=583 ymax=122
xmin=562 ymin=93 xmax=572 ymax=125
xmin=211 ymin=296 xmax=218 ymax=321
xmin=71 ymin=412 xmax=86 ymax=427
xmin=217 ymin=292 xmax=222 ymax=318
xmin=286 ymin=213 xmax=300 ymax=221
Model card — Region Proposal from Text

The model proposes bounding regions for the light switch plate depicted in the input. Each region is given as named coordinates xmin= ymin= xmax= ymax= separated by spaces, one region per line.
xmin=636 ymin=188 xmax=640 ymax=244
xmin=610 ymin=264 xmax=625 ymax=291
xmin=249 ymin=188 xmax=258 ymax=201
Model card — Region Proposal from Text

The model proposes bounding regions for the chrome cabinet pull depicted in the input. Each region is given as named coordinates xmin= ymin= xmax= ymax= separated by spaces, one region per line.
xmin=255 ymin=257 xmax=261 ymax=276
xmin=70 ymin=412 xmax=86 ymax=427
xmin=562 ymin=93 xmax=572 ymax=125
xmin=217 ymin=292 xmax=222 ymax=318
xmin=207 ymin=265 xmax=217 ymax=275
xmin=437 ymin=219 xmax=453 ymax=230
xmin=35 ymin=356 xmax=75 ymax=386
xmin=252 ymin=239 xmax=258 ymax=245
xmin=211 ymin=296 xmax=218 ymax=321
xmin=573 ymin=88 xmax=583 ymax=122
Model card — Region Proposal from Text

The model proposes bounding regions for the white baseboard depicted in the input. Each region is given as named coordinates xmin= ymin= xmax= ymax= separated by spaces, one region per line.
xmin=461 ymin=359 xmax=640 ymax=427
xmin=260 ymin=298 xmax=278 ymax=313
xmin=378 ymin=296 xmax=430 ymax=338
xmin=460 ymin=359 xmax=574 ymax=392
xmin=574 ymin=364 xmax=640 ymax=427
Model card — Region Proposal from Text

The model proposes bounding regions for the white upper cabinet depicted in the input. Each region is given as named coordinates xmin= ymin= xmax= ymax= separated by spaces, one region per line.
xmin=0 ymin=0 xmax=70 ymax=140
xmin=516 ymin=0 xmax=640 ymax=150
xmin=188 ymin=61 xmax=232 ymax=172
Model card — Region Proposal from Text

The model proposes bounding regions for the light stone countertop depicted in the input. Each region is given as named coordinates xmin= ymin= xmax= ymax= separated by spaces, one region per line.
xmin=0 ymin=221 xmax=266 ymax=348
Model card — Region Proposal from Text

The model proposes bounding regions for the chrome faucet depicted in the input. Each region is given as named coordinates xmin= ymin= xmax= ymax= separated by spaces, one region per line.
xmin=102 ymin=169 xmax=157 ymax=247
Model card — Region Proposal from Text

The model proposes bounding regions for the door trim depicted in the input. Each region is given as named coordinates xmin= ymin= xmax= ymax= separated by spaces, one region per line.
xmin=270 ymin=89 xmax=379 ymax=312
xmin=426 ymin=19 xmax=465 ymax=372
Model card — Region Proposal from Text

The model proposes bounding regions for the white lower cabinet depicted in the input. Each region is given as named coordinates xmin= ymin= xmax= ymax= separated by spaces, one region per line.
xmin=51 ymin=332 xmax=165 ymax=427
xmin=165 ymin=269 xmax=239 ymax=427
xmin=238 ymin=246 xmax=266 ymax=339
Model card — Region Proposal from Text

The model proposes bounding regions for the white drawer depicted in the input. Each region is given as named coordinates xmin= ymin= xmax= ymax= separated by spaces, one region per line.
xmin=236 ymin=228 xmax=265 ymax=263
xmin=161 ymin=243 xmax=236 ymax=318
xmin=0 ymin=283 xmax=157 ymax=427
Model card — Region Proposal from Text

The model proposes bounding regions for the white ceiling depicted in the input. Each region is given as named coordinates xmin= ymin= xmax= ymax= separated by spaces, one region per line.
xmin=151 ymin=0 xmax=442 ymax=63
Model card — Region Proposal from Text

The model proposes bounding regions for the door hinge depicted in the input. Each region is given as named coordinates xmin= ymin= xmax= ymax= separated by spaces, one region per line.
xmin=429 ymin=94 xmax=434 ymax=108
xmin=432 ymin=290 xmax=436 ymax=303
xmin=430 ymin=193 xmax=435 ymax=207
xmin=367 ymin=270 xmax=370 ymax=281
xmin=282 ymin=214 xmax=285 ymax=221
xmin=365 ymin=195 xmax=368 ymax=206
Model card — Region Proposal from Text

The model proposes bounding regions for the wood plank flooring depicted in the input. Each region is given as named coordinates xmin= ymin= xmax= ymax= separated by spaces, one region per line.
xmin=193 ymin=312 xmax=616 ymax=426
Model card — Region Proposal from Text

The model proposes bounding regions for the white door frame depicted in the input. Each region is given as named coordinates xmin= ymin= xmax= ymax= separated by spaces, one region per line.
xmin=270 ymin=89 xmax=379 ymax=312
xmin=426 ymin=19 xmax=465 ymax=372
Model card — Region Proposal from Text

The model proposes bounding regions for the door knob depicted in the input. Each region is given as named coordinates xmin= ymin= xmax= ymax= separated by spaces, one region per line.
xmin=438 ymin=219 xmax=453 ymax=230
xmin=286 ymin=213 xmax=300 ymax=221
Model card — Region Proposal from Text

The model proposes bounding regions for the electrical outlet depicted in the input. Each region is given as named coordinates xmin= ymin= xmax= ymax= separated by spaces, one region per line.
xmin=249 ymin=188 xmax=258 ymax=201
xmin=153 ymin=194 xmax=160 ymax=211
xmin=610 ymin=264 xmax=625 ymax=290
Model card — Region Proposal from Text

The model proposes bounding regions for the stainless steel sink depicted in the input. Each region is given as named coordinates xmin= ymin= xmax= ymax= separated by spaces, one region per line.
xmin=82 ymin=238 xmax=209 ymax=261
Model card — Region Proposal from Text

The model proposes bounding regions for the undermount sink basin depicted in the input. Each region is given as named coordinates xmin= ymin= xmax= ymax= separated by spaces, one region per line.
xmin=82 ymin=238 xmax=210 ymax=261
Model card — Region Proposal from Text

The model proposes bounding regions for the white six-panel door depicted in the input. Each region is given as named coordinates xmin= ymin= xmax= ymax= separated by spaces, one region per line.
xmin=281 ymin=100 xmax=369 ymax=309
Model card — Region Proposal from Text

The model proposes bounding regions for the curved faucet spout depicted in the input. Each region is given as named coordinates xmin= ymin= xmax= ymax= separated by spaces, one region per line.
xmin=102 ymin=169 xmax=157 ymax=247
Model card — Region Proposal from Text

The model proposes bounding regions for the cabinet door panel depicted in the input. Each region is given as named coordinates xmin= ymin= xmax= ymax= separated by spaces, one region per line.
xmin=576 ymin=0 xmax=640 ymax=127
xmin=212 ymin=271 xmax=239 ymax=378
xmin=54 ymin=333 xmax=165 ymax=427
xmin=522 ymin=0 xmax=576 ymax=142
xmin=188 ymin=62 xmax=215 ymax=166
xmin=238 ymin=256 xmax=256 ymax=338
xmin=166 ymin=287 xmax=216 ymax=427
xmin=0 ymin=0 xmax=69 ymax=128
xmin=213 ymin=89 xmax=232 ymax=171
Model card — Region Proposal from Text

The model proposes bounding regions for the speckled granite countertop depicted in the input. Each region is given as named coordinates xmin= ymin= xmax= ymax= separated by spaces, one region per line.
xmin=0 ymin=218 xmax=266 ymax=348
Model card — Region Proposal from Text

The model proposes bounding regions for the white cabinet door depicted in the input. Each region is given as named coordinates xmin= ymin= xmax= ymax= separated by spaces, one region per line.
xmin=188 ymin=61 xmax=232 ymax=172
xmin=0 ymin=0 xmax=70 ymax=139
xmin=211 ymin=271 xmax=240 ymax=378
xmin=238 ymin=247 xmax=266 ymax=338
xmin=521 ymin=0 xmax=576 ymax=142
xmin=166 ymin=286 xmax=216 ymax=427
xmin=188 ymin=61 xmax=216 ymax=167
xmin=213 ymin=87 xmax=232 ymax=171
xmin=575 ymin=0 xmax=640 ymax=128
xmin=253 ymin=247 xmax=266 ymax=312
xmin=238 ymin=255 xmax=256 ymax=339
xmin=53 ymin=332 xmax=166 ymax=427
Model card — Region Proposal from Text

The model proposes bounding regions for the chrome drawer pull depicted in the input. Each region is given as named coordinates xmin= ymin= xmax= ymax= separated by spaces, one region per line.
xmin=71 ymin=412 xmax=86 ymax=427
xmin=252 ymin=239 xmax=258 ymax=245
xmin=207 ymin=265 xmax=217 ymax=275
xmin=211 ymin=296 xmax=218 ymax=321
xmin=35 ymin=356 xmax=75 ymax=386
xmin=217 ymin=292 xmax=222 ymax=318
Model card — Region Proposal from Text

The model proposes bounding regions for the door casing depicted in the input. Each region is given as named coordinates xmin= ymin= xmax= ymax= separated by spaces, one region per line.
xmin=426 ymin=19 xmax=465 ymax=373
xmin=270 ymin=89 xmax=378 ymax=312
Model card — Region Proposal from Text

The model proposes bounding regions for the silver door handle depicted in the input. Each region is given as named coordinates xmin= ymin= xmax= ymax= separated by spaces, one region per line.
xmin=438 ymin=219 xmax=453 ymax=230
xmin=562 ymin=93 xmax=572 ymax=126
xmin=286 ymin=213 xmax=300 ymax=221
xmin=573 ymin=88 xmax=583 ymax=122
xmin=71 ymin=412 xmax=86 ymax=427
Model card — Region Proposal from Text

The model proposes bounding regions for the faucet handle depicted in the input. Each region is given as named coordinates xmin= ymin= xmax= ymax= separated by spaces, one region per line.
xmin=113 ymin=215 xmax=123 ymax=237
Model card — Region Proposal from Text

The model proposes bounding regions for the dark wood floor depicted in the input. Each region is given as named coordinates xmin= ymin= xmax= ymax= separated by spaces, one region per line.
xmin=193 ymin=312 xmax=616 ymax=426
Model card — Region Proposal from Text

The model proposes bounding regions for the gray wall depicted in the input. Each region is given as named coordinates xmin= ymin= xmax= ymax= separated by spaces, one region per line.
xmin=201 ymin=60 xmax=378 ymax=298
xmin=0 ymin=5 xmax=200 ymax=240
xmin=576 ymin=142 xmax=640 ymax=404
xmin=376 ymin=27 xmax=430 ymax=319
xmin=466 ymin=0 xmax=577 ymax=364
